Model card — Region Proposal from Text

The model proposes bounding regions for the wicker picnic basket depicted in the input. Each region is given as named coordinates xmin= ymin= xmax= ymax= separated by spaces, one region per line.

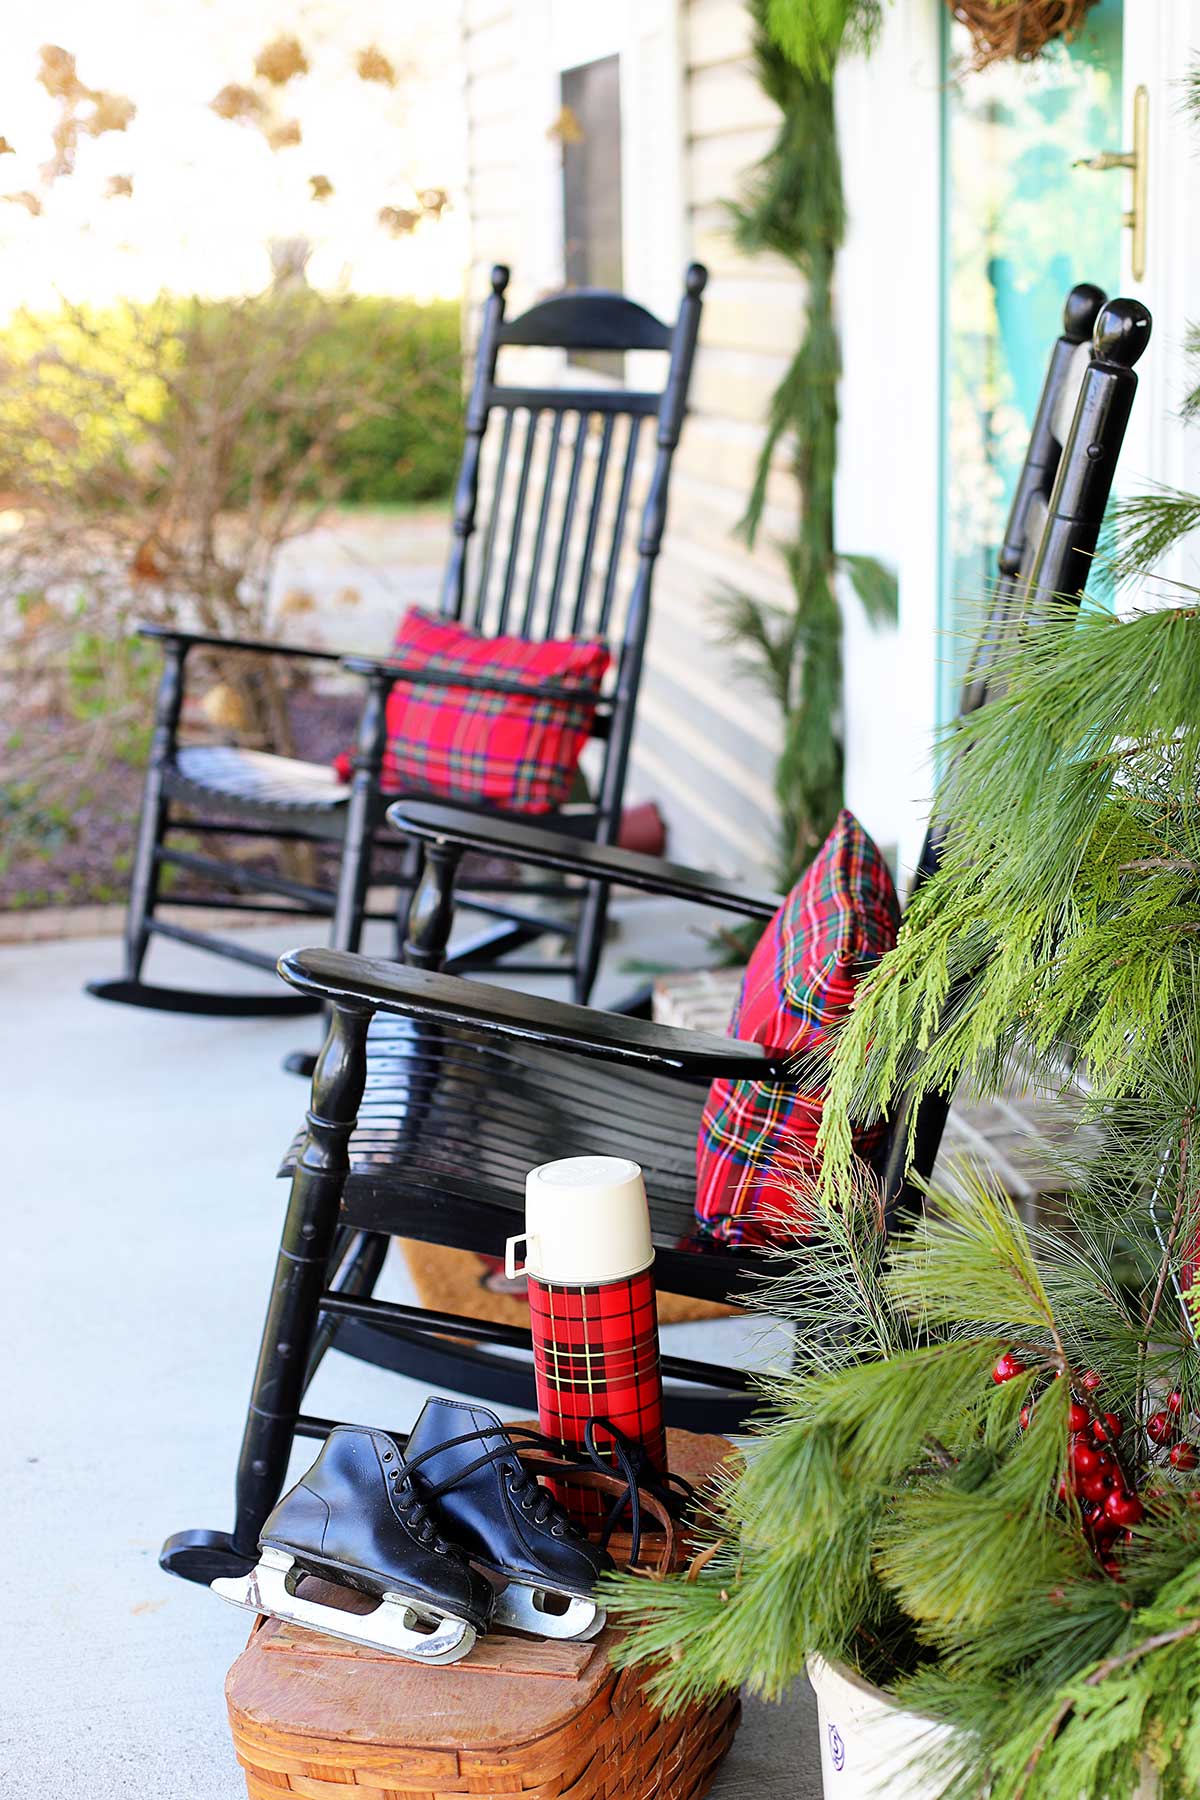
xmin=225 ymin=1427 xmax=741 ymax=1800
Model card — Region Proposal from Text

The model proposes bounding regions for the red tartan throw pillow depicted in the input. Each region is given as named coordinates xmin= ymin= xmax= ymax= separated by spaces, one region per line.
xmin=694 ymin=809 xmax=900 ymax=1247
xmin=334 ymin=609 xmax=610 ymax=812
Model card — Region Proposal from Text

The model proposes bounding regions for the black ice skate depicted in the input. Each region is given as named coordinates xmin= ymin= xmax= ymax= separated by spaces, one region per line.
xmin=404 ymin=1397 xmax=613 ymax=1642
xmin=210 ymin=1426 xmax=494 ymax=1663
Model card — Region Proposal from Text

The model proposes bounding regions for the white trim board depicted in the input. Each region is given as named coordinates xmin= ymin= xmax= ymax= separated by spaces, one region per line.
xmin=835 ymin=0 xmax=944 ymax=884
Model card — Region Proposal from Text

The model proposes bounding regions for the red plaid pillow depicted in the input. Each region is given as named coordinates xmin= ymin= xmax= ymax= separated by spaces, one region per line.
xmin=695 ymin=809 xmax=900 ymax=1247
xmin=334 ymin=609 xmax=610 ymax=812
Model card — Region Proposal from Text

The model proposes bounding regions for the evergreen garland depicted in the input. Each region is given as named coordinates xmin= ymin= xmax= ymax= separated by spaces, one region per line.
xmin=721 ymin=0 xmax=894 ymax=887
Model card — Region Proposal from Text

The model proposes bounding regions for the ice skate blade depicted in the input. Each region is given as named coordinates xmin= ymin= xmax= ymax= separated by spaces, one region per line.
xmin=492 ymin=1581 xmax=606 ymax=1641
xmin=211 ymin=1546 xmax=476 ymax=1664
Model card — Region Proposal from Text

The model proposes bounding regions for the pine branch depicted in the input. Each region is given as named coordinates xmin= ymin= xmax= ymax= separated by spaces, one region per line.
xmin=1109 ymin=488 xmax=1200 ymax=581
xmin=817 ymin=601 xmax=1200 ymax=1198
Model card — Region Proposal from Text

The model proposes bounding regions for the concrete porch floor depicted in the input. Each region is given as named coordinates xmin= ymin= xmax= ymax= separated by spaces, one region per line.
xmin=4 ymin=903 xmax=820 ymax=1798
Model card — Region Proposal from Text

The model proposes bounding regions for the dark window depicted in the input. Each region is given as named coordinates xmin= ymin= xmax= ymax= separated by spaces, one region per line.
xmin=560 ymin=55 xmax=622 ymax=374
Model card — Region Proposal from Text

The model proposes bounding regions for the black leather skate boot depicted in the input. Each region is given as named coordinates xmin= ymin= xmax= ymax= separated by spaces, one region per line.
xmin=404 ymin=1397 xmax=613 ymax=1640
xmin=211 ymin=1425 xmax=493 ymax=1662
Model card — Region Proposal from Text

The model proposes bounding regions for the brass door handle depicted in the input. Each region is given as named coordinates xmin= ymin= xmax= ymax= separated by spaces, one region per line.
xmin=1071 ymin=84 xmax=1148 ymax=281
xmin=1073 ymin=150 xmax=1134 ymax=172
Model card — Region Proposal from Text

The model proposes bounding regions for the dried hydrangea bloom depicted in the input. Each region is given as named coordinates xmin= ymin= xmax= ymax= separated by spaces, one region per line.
xmin=210 ymin=83 xmax=264 ymax=123
xmin=378 ymin=205 xmax=420 ymax=237
xmin=254 ymin=35 xmax=309 ymax=86
xmin=356 ymin=46 xmax=397 ymax=87
xmin=37 ymin=45 xmax=82 ymax=102
xmin=546 ymin=104 xmax=584 ymax=146
xmin=83 ymin=92 xmax=136 ymax=136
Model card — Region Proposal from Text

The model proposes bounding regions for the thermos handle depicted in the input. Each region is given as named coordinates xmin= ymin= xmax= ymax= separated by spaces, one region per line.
xmin=504 ymin=1233 xmax=528 ymax=1280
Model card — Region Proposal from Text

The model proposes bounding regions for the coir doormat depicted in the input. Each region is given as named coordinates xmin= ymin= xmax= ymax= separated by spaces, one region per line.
xmin=401 ymin=1240 xmax=735 ymax=1327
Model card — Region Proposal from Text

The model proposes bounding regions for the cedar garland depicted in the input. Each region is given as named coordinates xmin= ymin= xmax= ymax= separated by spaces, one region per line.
xmin=721 ymin=1 xmax=893 ymax=887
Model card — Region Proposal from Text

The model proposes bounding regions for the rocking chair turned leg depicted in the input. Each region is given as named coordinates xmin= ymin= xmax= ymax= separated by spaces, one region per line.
xmin=392 ymin=838 xmax=424 ymax=962
xmin=573 ymin=876 xmax=609 ymax=1007
xmin=303 ymin=1224 xmax=391 ymax=1389
xmin=86 ymin=643 xmax=184 ymax=1007
xmin=402 ymin=839 xmax=464 ymax=969
xmin=125 ymin=644 xmax=186 ymax=981
xmin=159 ymin=1000 xmax=374 ymax=1585
xmin=281 ymin=671 xmax=392 ymax=1079
xmin=330 ymin=669 xmax=392 ymax=958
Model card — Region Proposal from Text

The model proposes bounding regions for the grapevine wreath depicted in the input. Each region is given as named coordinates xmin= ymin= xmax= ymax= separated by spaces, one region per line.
xmin=949 ymin=0 xmax=1101 ymax=70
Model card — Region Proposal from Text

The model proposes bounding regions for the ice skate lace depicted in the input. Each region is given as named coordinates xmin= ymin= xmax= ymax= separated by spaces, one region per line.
xmin=580 ymin=1418 xmax=697 ymax=1566
xmin=385 ymin=1462 xmax=453 ymax=1553
xmin=402 ymin=1420 xmax=695 ymax=1568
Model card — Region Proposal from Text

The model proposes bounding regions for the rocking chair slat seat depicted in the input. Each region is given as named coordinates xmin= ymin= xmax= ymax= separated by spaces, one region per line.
xmin=165 ymin=745 xmax=352 ymax=829
xmin=279 ymin=1013 xmax=765 ymax=1301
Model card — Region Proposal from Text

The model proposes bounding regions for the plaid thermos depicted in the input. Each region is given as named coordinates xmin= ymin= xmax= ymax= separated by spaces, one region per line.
xmin=506 ymin=1156 xmax=667 ymax=1525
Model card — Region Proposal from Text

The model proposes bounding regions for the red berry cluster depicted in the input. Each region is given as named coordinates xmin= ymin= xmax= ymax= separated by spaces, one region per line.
xmin=1144 ymin=1391 xmax=1198 ymax=1471
xmin=992 ymin=1356 xmax=1198 ymax=1577
xmin=1062 ymin=1388 xmax=1140 ymax=1572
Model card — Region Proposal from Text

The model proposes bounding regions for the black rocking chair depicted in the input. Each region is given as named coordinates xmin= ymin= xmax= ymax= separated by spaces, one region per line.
xmin=161 ymin=292 xmax=1150 ymax=1590
xmin=88 ymin=263 xmax=707 ymax=1020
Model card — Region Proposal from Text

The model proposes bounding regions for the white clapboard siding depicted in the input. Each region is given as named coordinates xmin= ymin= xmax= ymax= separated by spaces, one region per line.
xmin=644 ymin=0 xmax=799 ymax=880
xmin=459 ymin=0 xmax=804 ymax=884
xmin=686 ymin=0 xmax=755 ymax=69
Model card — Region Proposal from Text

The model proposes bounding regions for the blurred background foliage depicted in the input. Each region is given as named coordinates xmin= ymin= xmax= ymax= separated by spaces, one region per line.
xmin=0 ymin=283 xmax=461 ymax=906
xmin=0 ymin=289 xmax=461 ymax=508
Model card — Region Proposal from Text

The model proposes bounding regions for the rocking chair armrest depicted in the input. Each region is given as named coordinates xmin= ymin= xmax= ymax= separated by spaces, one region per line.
xmin=387 ymin=800 xmax=783 ymax=922
xmin=340 ymin=653 xmax=598 ymax=706
xmin=277 ymin=947 xmax=780 ymax=1080
xmin=139 ymin=623 xmax=344 ymax=664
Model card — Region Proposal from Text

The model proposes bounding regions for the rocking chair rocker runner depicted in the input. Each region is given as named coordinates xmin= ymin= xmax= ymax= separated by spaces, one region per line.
xmin=161 ymin=290 xmax=1151 ymax=1592
xmin=88 ymin=263 xmax=707 ymax=1019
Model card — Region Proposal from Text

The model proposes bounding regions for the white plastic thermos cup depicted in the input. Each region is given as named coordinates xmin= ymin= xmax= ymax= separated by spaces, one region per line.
xmin=506 ymin=1155 xmax=667 ymax=1524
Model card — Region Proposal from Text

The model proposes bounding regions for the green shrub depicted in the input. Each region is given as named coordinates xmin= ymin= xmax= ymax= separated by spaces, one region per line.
xmin=0 ymin=290 xmax=463 ymax=510
xmin=290 ymin=295 xmax=463 ymax=504
xmin=200 ymin=291 xmax=463 ymax=506
xmin=0 ymin=286 xmax=463 ymax=880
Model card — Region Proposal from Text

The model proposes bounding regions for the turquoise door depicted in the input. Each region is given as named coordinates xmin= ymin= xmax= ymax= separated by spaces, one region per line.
xmin=938 ymin=0 xmax=1125 ymax=720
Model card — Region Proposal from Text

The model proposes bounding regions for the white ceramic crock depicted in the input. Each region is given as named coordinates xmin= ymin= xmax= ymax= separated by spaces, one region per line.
xmin=807 ymin=1657 xmax=1159 ymax=1800
xmin=806 ymin=1657 xmax=962 ymax=1800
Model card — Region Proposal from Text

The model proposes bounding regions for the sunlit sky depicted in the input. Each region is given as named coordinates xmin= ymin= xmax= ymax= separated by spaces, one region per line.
xmin=0 ymin=0 xmax=468 ymax=318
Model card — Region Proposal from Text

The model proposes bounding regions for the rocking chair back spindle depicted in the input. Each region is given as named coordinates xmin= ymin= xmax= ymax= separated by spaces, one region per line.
xmin=429 ymin=265 xmax=706 ymax=997
xmin=160 ymin=290 xmax=1151 ymax=1596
